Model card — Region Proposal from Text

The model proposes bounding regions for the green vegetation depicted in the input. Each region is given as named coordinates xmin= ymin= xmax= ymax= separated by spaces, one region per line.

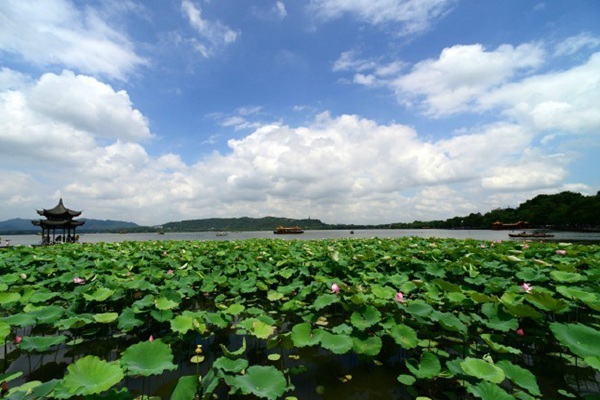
xmin=392 ymin=191 xmax=600 ymax=230
xmin=1 ymin=237 xmax=599 ymax=399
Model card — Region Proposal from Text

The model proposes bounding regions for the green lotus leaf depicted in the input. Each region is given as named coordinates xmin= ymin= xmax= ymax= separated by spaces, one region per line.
xmin=54 ymin=315 xmax=93 ymax=330
xmin=406 ymin=351 xmax=441 ymax=379
xmin=313 ymin=293 xmax=339 ymax=310
xmin=3 ymin=312 xmax=36 ymax=327
xmin=550 ymin=322 xmax=600 ymax=358
xmin=467 ymin=381 xmax=514 ymax=400
xmin=170 ymin=315 xmax=194 ymax=335
xmin=28 ymin=305 xmax=65 ymax=324
xmin=437 ymin=312 xmax=467 ymax=335
xmin=481 ymin=334 xmax=521 ymax=355
xmin=120 ymin=339 xmax=177 ymax=376
xmin=213 ymin=356 xmax=249 ymax=373
xmin=397 ymin=374 xmax=416 ymax=386
xmin=118 ymin=308 xmax=144 ymax=332
xmin=319 ymin=330 xmax=353 ymax=354
xmin=371 ymin=284 xmax=395 ymax=299
xmin=0 ymin=371 xmax=23 ymax=383
xmin=171 ymin=375 xmax=199 ymax=400
xmin=63 ymin=355 xmax=124 ymax=396
xmin=496 ymin=360 xmax=540 ymax=396
xmin=267 ymin=353 xmax=281 ymax=361
xmin=290 ymin=322 xmax=322 ymax=348
xmin=204 ymin=311 xmax=229 ymax=328
xmin=0 ymin=292 xmax=21 ymax=305
xmin=350 ymin=305 xmax=381 ymax=331
xmin=19 ymin=335 xmax=68 ymax=352
xmin=155 ymin=296 xmax=179 ymax=310
xmin=93 ymin=312 xmax=119 ymax=323
xmin=5 ymin=381 xmax=43 ymax=398
xmin=267 ymin=290 xmax=284 ymax=301
xmin=29 ymin=290 xmax=59 ymax=304
xmin=233 ymin=365 xmax=287 ymax=400
xmin=584 ymin=356 xmax=600 ymax=371
xmin=555 ymin=286 xmax=597 ymax=303
xmin=352 ymin=335 xmax=382 ymax=356
xmin=220 ymin=337 xmax=246 ymax=358
xmin=388 ymin=323 xmax=418 ymax=349
xmin=224 ymin=303 xmax=245 ymax=315
xmin=550 ymin=270 xmax=583 ymax=283
xmin=331 ymin=323 xmax=353 ymax=335
xmin=501 ymin=302 xmax=543 ymax=319
xmin=406 ymin=300 xmax=434 ymax=317
xmin=239 ymin=318 xmax=275 ymax=339
xmin=83 ymin=287 xmax=115 ymax=302
xmin=525 ymin=292 xmax=570 ymax=313
xmin=433 ymin=278 xmax=462 ymax=292
xmin=0 ymin=320 xmax=10 ymax=342
xmin=468 ymin=292 xmax=495 ymax=304
xmin=460 ymin=358 xmax=505 ymax=384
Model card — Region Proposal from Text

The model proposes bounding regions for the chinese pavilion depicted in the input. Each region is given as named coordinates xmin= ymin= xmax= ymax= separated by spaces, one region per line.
xmin=31 ymin=198 xmax=85 ymax=244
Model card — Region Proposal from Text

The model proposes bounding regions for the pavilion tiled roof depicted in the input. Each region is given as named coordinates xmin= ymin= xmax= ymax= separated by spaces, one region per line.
xmin=36 ymin=198 xmax=83 ymax=218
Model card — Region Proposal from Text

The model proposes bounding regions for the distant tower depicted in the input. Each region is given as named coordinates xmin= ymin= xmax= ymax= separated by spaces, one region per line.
xmin=31 ymin=198 xmax=85 ymax=244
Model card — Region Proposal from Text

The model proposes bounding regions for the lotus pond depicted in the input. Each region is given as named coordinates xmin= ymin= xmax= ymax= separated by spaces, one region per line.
xmin=1 ymin=237 xmax=599 ymax=400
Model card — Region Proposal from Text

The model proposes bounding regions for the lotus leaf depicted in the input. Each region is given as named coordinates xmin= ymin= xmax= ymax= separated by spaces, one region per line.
xmin=352 ymin=336 xmax=382 ymax=356
xmin=120 ymin=339 xmax=177 ymax=376
xmin=290 ymin=322 xmax=321 ymax=348
xmin=313 ymin=293 xmax=339 ymax=310
xmin=319 ymin=331 xmax=353 ymax=354
xmin=83 ymin=287 xmax=115 ymax=302
xmin=584 ymin=356 xmax=600 ymax=371
xmin=0 ymin=320 xmax=9 ymax=342
xmin=233 ymin=365 xmax=288 ymax=400
xmin=388 ymin=323 xmax=418 ymax=349
xmin=550 ymin=270 xmax=583 ymax=283
xmin=406 ymin=351 xmax=441 ymax=379
xmin=525 ymin=292 xmax=570 ymax=313
xmin=550 ymin=322 xmax=600 ymax=358
xmin=467 ymin=381 xmax=515 ymax=400
xmin=267 ymin=290 xmax=285 ymax=301
xmin=214 ymin=356 xmax=249 ymax=373
xmin=224 ymin=303 xmax=245 ymax=315
xmin=397 ymin=374 xmax=416 ymax=386
xmin=170 ymin=375 xmax=199 ymax=400
xmin=460 ymin=358 xmax=505 ymax=384
xmin=350 ymin=305 xmax=381 ymax=330
xmin=496 ymin=360 xmax=540 ymax=396
xmin=406 ymin=300 xmax=434 ymax=317
xmin=240 ymin=318 xmax=275 ymax=339
xmin=155 ymin=296 xmax=179 ymax=310
xmin=93 ymin=312 xmax=119 ymax=323
xmin=0 ymin=292 xmax=21 ymax=305
xmin=555 ymin=286 xmax=597 ymax=303
xmin=118 ymin=308 xmax=144 ymax=331
xmin=481 ymin=334 xmax=521 ymax=355
xmin=170 ymin=315 xmax=193 ymax=335
xmin=220 ymin=337 xmax=247 ymax=358
xmin=3 ymin=312 xmax=36 ymax=327
xmin=19 ymin=335 xmax=67 ymax=352
xmin=63 ymin=355 xmax=124 ymax=396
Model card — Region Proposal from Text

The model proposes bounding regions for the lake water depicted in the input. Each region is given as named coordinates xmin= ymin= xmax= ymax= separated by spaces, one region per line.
xmin=2 ymin=229 xmax=600 ymax=247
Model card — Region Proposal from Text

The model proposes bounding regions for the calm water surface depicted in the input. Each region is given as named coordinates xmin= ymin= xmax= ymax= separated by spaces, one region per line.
xmin=3 ymin=229 xmax=600 ymax=246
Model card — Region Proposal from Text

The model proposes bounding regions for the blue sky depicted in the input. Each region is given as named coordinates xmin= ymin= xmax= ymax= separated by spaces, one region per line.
xmin=1 ymin=0 xmax=599 ymax=226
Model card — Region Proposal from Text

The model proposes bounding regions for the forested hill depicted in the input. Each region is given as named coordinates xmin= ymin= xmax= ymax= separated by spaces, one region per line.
xmin=162 ymin=217 xmax=330 ymax=232
xmin=392 ymin=191 xmax=600 ymax=230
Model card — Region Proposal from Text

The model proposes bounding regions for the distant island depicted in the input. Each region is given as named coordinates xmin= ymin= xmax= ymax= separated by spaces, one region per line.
xmin=1 ymin=191 xmax=598 ymax=234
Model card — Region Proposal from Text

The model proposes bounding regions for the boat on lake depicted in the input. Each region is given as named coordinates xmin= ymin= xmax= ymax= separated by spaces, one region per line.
xmin=508 ymin=231 xmax=554 ymax=238
xmin=273 ymin=226 xmax=304 ymax=234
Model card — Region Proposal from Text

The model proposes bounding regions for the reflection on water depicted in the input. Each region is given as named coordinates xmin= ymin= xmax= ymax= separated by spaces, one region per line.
xmin=3 ymin=229 xmax=600 ymax=247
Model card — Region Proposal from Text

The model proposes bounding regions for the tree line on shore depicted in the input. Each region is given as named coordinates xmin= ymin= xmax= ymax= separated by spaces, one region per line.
xmin=390 ymin=191 xmax=600 ymax=230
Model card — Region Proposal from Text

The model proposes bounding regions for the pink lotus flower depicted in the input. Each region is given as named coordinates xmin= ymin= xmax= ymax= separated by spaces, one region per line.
xmin=521 ymin=283 xmax=533 ymax=293
xmin=394 ymin=292 xmax=406 ymax=303
xmin=73 ymin=277 xmax=85 ymax=284
xmin=516 ymin=328 xmax=525 ymax=336
xmin=149 ymin=335 xmax=154 ymax=342
xmin=523 ymin=243 xmax=530 ymax=249
xmin=167 ymin=269 xmax=174 ymax=275
xmin=556 ymin=249 xmax=567 ymax=255
xmin=331 ymin=283 xmax=340 ymax=294
xmin=14 ymin=335 xmax=22 ymax=344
